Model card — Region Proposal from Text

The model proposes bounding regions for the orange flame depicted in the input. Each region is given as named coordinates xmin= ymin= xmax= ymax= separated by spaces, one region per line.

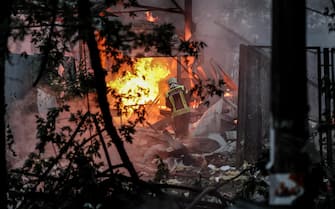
xmin=224 ymin=88 xmax=234 ymax=98
xmin=189 ymin=100 xmax=200 ymax=109
xmin=145 ymin=11 xmax=158 ymax=23
xmin=224 ymin=92 xmax=232 ymax=97
xmin=107 ymin=58 xmax=170 ymax=110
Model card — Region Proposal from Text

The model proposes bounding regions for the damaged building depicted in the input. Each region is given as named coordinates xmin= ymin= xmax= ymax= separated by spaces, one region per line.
xmin=4 ymin=1 xmax=335 ymax=208
xmin=6 ymin=0 xmax=242 ymax=177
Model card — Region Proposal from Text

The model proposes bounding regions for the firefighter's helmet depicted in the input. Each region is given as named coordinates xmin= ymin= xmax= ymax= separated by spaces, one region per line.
xmin=168 ymin=77 xmax=178 ymax=87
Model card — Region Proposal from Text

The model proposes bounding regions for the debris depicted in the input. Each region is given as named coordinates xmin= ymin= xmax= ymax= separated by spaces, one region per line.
xmin=269 ymin=173 xmax=304 ymax=205
xmin=225 ymin=130 xmax=237 ymax=140
xmin=209 ymin=57 xmax=238 ymax=91
xmin=201 ymin=133 xmax=236 ymax=157
xmin=150 ymin=116 xmax=172 ymax=130
xmin=208 ymin=164 xmax=217 ymax=170
xmin=219 ymin=165 xmax=231 ymax=171
xmin=191 ymin=99 xmax=236 ymax=137
xmin=166 ymin=178 xmax=183 ymax=185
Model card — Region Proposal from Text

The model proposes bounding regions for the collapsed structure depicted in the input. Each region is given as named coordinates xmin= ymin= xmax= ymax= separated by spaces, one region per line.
xmin=5 ymin=1 xmax=330 ymax=181
xmin=5 ymin=1 xmax=241 ymax=180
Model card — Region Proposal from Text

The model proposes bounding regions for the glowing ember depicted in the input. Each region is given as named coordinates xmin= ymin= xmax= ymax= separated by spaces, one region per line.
xmin=190 ymin=100 xmax=200 ymax=109
xmin=224 ymin=92 xmax=232 ymax=97
xmin=145 ymin=11 xmax=158 ymax=22
xmin=224 ymin=89 xmax=233 ymax=97
xmin=107 ymin=58 xmax=170 ymax=108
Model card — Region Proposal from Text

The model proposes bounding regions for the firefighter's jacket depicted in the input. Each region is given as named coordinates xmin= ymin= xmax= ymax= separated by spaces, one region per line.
xmin=166 ymin=85 xmax=190 ymax=118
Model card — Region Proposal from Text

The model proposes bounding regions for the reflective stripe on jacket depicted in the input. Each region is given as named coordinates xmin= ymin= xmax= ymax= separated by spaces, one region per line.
xmin=166 ymin=85 xmax=190 ymax=117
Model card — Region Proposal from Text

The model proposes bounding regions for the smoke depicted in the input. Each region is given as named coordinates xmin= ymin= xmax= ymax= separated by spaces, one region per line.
xmin=6 ymin=89 xmax=39 ymax=168
xmin=8 ymin=0 xmax=332 ymax=176
xmin=5 ymin=84 xmax=96 ymax=168
xmin=192 ymin=0 xmax=271 ymax=83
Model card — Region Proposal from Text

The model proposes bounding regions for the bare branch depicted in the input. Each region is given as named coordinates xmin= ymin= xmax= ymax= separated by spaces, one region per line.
xmin=32 ymin=0 xmax=59 ymax=87
xmin=306 ymin=6 xmax=332 ymax=17
xmin=170 ymin=0 xmax=184 ymax=12
xmin=185 ymin=167 xmax=252 ymax=209
xmin=132 ymin=3 xmax=183 ymax=14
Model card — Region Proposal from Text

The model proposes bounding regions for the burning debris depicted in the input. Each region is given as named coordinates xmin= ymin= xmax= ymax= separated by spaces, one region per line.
xmin=3 ymin=1 xmax=248 ymax=208
xmin=107 ymin=57 xmax=170 ymax=114
xmin=112 ymin=59 xmax=240 ymax=179
xmin=145 ymin=11 xmax=159 ymax=23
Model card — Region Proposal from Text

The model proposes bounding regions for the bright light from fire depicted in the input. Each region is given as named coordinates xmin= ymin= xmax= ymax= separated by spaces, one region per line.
xmin=224 ymin=89 xmax=233 ymax=97
xmin=107 ymin=58 xmax=170 ymax=108
xmin=190 ymin=100 xmax=200 ymax=109
xmin=224 ymin=92 xmax=232 ymax=97
xmin=145 ymin=11 xmax=158 ymax=22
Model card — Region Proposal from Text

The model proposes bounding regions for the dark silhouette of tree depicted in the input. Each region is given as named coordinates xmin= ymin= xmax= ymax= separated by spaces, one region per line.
xmin=4 ymin=0 xmax=207 ymax=208
xmin=0 ymin=0 xmax=13 ymax=207
xmin=77 ymin=0 xmax=139 ymax=181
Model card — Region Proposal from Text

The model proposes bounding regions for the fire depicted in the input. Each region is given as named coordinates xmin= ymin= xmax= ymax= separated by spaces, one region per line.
xmin=107 ymin=57 xmax=170 ymax=110
xmin=224 ymin=89 xmax=233 ymax=97
xmin=145 ymin=11 xmax=158 ymax=23
xmin=224 ymin=92 xmax=232 ymax=97
xmin=190 ymin=100 xmax=200 ymax=109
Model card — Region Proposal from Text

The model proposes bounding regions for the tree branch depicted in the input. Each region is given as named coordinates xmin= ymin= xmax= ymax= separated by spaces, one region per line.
xmin=306 ymin=6 xmax=332 ymax=17
xmin=32 ymin=0 xmax=59 ymax=87
xmin=170 ymin=0 xmax=184 ymax=13
xmin=10 ymin=24 xmax=77 ymax=29
xmin=132 ymin=3 xmax=183 ymax=14
xmin=92 ymin=114 xmax=115 ymax=178
xmin=0 ymin=0 xmax=12 ymax=207
xmin=78 ymin=0 xmax=139 ymax=182
xmin=185 ymin=167 xmax=251 ymax=209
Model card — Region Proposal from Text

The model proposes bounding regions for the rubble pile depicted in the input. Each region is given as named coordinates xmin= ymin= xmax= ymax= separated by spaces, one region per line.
xmin=124 ymin=97 xmax=238 ymax=185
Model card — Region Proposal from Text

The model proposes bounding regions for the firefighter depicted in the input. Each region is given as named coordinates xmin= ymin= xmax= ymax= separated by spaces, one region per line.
xmin=165 ymin=77 xmax=191 ymax=138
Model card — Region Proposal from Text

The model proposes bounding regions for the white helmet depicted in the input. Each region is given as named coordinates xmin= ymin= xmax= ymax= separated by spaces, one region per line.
xmin=168 ymin=77 xmax=178 ymax=86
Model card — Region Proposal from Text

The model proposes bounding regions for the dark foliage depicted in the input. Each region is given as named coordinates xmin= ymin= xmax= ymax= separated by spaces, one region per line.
xmin=190 ymin=78 xmax=226 ymax=107
xmin=4 ymin=0 xmax=210 ymax=208
xmin=7 ymin=106 xmax=154 ymax=209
